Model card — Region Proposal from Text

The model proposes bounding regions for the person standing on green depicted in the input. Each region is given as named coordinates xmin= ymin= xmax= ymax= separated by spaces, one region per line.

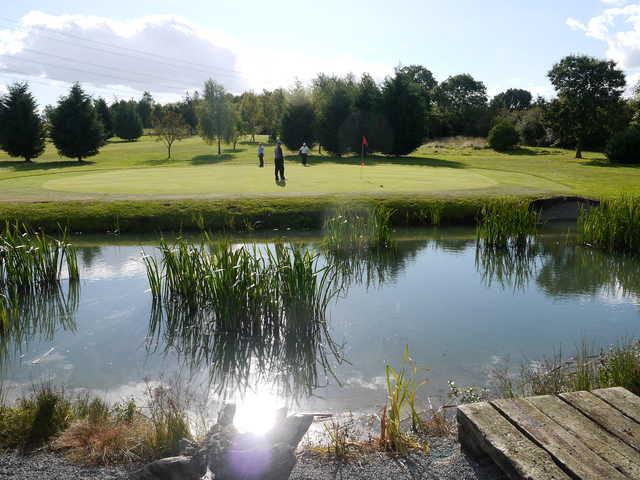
xmin=257 ymin=143 xmax=265 ymax=168
xmin=299 ymin=142 xmax=310 ymax=166
xmin=274 ymin=140 xmax=285 ymax=182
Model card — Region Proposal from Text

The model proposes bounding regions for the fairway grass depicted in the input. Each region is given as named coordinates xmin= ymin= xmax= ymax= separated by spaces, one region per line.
xmin=1 ymin=135 xmax=639 ymax=232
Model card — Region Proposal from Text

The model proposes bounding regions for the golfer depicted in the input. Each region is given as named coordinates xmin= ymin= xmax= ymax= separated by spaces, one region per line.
xmin=299 ymin=142 xmax=310 ymax=166
xmin=274 ymin=140 xmax=285 ymax=181
xmin=257 ymin=143 xmax=265 ymax=167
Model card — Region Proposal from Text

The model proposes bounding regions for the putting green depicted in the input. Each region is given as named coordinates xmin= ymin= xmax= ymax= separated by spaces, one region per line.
xmin=41 ymin=162 xmax=565 ymax=197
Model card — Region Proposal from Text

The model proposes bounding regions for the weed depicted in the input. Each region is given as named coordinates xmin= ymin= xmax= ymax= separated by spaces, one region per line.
xmin=578 ymin=195 xmax=640 ymax=253
xmin=476 ymin=199 xmax=538 ymax=249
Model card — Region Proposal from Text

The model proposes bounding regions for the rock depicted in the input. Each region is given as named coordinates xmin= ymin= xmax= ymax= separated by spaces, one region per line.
xmin=129 ymin=404 xmax=315 ymax=480
xmin=128 ymin=456 xmax=199 ymax=480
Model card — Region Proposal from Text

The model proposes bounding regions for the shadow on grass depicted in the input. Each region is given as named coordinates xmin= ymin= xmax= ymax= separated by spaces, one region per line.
xmin=500 ymin=147 xmax=555 ymax=156
xmin=0 ymin=159 xmax=96 ymax=171
xmin=581 ymin=159 xmax=640 ymax=168
xmin=289 ymin=154 xmax=465 ymax=169
xmin=190 ymin=154 xmax=235 ymax=165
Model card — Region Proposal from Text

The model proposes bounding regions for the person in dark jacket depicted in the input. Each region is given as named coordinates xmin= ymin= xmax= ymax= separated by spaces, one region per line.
xmin=274 ymin=140 xmax=285 ymax=181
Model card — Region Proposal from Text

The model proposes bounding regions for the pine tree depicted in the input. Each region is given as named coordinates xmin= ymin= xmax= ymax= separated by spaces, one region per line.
xmin=113 ymin=101 xmax=143 ymax=141
xmin=49 ymin=83 xmax=104 ymax=162
xmin=94 ymin=98 xmax=113 ymax=139
xmin=281 ymin=99 xmax=315 ymax=151
xmin=380 ymin=73 xmax=427 ymax=156
xmin=0 ymin=82 xmax=46 ymax=162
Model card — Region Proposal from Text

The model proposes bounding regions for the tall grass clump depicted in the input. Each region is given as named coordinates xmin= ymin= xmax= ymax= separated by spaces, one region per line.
xmin=323 ymin=206 xmax=395 ymax=252
xmin=144 ymin=237 xmax=342 ymax=398
xmin=578 ymin=196 xmax=640 ymax=253
xmin=0 ymin=383 xmax=74 ymax=451
xmin=476 ymin=199 xmax=538 ymax=249
xmin=378 ymin=346 xmax=429 ymax=455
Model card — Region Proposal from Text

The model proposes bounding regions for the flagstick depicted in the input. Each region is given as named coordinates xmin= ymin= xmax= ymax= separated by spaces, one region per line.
xmin=360 ymin=142 xmax=364 ymax=180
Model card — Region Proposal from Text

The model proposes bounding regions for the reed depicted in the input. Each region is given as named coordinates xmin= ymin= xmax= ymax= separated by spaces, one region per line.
xmin=476 ymin=199 xmax=538 ymax=249
xmin=144 ymin=237 xmax=342 ymax=398
xmin=578 ymin=196 xmax=640 ymax=253
xmin=323 ymin=206 xmax=395 ymax=253
xmin=378 ymin=346 xmax=429 ymax=455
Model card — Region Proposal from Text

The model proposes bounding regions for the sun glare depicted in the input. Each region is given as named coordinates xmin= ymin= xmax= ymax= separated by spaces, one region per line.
xmin=232 ymin=389 xmax=285 ymax=435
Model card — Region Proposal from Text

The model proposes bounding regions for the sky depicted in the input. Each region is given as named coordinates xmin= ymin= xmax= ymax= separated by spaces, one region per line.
xmin=0 ymin=0 xmax=639 ymax=106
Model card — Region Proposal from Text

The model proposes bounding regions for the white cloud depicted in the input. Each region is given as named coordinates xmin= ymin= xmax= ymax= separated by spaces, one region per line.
xmin=0 ymin=12 xmax=246 ymax=101
xmin=0 ymin=11 xmax=393 ymax=104
xmin=567 ymin=4 xmax=640 ymax=88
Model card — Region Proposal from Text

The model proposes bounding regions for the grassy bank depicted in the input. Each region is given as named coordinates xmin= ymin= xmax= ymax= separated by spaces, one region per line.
xmin=2 ymin=135 xmax=640 ymax=233
xmin=0 ymin=196 xmax=484 ymax=233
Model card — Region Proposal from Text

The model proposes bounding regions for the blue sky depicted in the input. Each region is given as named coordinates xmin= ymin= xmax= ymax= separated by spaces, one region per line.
xmin=0 ymin=0 xmax=638 ymax=105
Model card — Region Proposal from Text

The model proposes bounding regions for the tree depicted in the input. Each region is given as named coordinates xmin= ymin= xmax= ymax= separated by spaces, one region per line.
xmin=312 ymin=75 xmax=355 ymax=155
xmin=548 ymin=55 xmax=626 ymax=158
xmin=490 ymin=89 xmax=532 ymax=112
xmin=197 ymin=79 xmax=234 ymax=155
xmin=152 ymin=109 xmax=189 ymax=159
xmin=224 ymin=104 xmax=243 ymax=151
xmin=239 ymin=92 xmax=262 ymax=142
xmin=488 ymin=121 xmax=520 ymax=151
xmin=0 ymin=82 xmax=46 ymax=162
xmin=113 ymin=100 xmax=143 ymax=141
xmin=606 ymin=126 xmax=640 ymax=164
xmin=137 ymin=91 xmax=154 ymax=129
xmin=94 ymin=97 xmax=113 ymax=139
xmin=261 ymin=88 xmax=287 ymax=141
xmin=433 ymin=74 xmax=489 ymax=136
xmin=281 ymin=97 xmax=315 ymax=151
xmin=179 ymin=91 xmax=199 ymax=134
xmin=380 ymin=72 xmax=426 ymax=156
xmin=50 ymin=83 xmax=104 ymax=162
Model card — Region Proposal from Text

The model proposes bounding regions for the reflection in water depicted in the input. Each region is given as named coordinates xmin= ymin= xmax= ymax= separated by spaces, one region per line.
xmin=145 ymin=241 xmax=345 ymax=401
xmin=327 ymin=241 xmax=426 ymax=292
xmin=474 ymin=235 xmax=640 ymax=301
xmin=0 ymin=283 xmax=78 ymax=365
xmin=475 ymin=242 xmax=540 ymax=292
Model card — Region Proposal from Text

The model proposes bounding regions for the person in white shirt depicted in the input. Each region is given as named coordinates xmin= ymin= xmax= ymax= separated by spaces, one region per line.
xmin=257 ymin=144 xmax=265 ymax=167
xmin=299 ymin=142 xmax=310 ymax=166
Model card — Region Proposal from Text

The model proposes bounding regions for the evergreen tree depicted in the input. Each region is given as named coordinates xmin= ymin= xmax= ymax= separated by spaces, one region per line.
xmin=113 ymin=100 xmax=143 ymax=141
xmin=50 ymin=83 xmax=104 ymax=162
xmin=137 ymin=91 xmax=154 ymax=128
xmin=380 ymin=73 xmax=427 ymax=156
xmin=179 ymin=92 xmax=199 ymax=133
xmin=313 ymin=75 xmax=355 ymax=155
xmin=94 ymin=97 xmax=113 ymax=139
xmin=0 ymin=82 xmax=46 ymax=162
xmin=281 ymin=98 xmax=315 ymax=151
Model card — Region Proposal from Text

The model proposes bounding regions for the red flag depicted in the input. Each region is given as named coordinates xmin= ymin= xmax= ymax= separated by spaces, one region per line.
xmin=362 ymin=136 xmax=368 ymax=147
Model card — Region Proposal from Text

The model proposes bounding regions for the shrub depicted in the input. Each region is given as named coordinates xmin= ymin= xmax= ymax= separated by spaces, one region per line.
xmin=488 ymin=121 xmax=519 ymax=151
xmin=605 ymin=126 xmax=640 ymax=164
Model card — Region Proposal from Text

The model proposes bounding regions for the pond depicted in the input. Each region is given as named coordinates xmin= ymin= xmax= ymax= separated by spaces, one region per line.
xmin=2 ymin=226 xmax=639 ymax=433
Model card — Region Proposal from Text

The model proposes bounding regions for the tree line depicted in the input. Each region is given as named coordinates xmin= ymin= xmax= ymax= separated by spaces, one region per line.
xmin=1 ymin=54 xmax=640 ymax=163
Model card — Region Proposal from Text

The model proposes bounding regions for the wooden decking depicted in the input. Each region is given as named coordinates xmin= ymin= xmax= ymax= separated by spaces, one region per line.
xmin=457 ymin=387 xmax=640 ymax=480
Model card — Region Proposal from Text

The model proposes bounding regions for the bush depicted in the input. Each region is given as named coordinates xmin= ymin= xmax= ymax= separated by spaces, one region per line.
xmin=606 ymin=126 xmax=640 ymax=164
xmin=488 ymin=121 xmax=519 ymax=151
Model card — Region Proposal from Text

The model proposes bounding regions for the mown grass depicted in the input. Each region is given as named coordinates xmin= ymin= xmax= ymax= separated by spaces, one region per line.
xmin=1 ymin=134 xmax=640 ymax=233
xmin=578 ymin=195 xmax=640 ymax=253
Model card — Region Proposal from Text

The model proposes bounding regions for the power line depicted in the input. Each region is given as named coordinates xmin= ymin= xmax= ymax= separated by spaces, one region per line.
xmin=0 ymin=16 xmax=255 ymax=80
xmin=0 ymin=54 xmax=192 ymax=92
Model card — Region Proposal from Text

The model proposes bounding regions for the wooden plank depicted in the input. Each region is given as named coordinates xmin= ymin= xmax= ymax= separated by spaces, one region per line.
xmin=560 ymin=391 xmax=640 ymax=453
xmin=493 ymin=397 xmax=628 ymax=480
xmin=527 ymin=394 xmax=640 ymax=478
xmin=592 ymin=387 xmax=640 ymax=424
xmin=457 ymin=402 xmax=571 ymax=480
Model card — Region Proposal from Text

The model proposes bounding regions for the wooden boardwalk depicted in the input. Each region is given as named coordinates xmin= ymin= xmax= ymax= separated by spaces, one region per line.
xmin=457 ymin=387 xmax=640 ymax=480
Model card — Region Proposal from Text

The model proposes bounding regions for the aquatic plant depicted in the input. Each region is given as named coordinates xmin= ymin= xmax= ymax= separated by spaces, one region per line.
xmin=476 ymin=199 xmax=538 ymax=249
xmin=378 ymin=346 xmax=429 ymax=455
xmin=323 ymin=206 xmax=395 ymax=252
xmin=144 ymin=237 xmax=343 ymax=398
xmin=578 ymin=196 xmax=640 ymax=253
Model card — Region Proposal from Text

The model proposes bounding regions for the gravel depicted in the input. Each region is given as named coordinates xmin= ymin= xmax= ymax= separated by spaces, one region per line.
xmin=0 ymin=437 xmax=504 ymax=479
